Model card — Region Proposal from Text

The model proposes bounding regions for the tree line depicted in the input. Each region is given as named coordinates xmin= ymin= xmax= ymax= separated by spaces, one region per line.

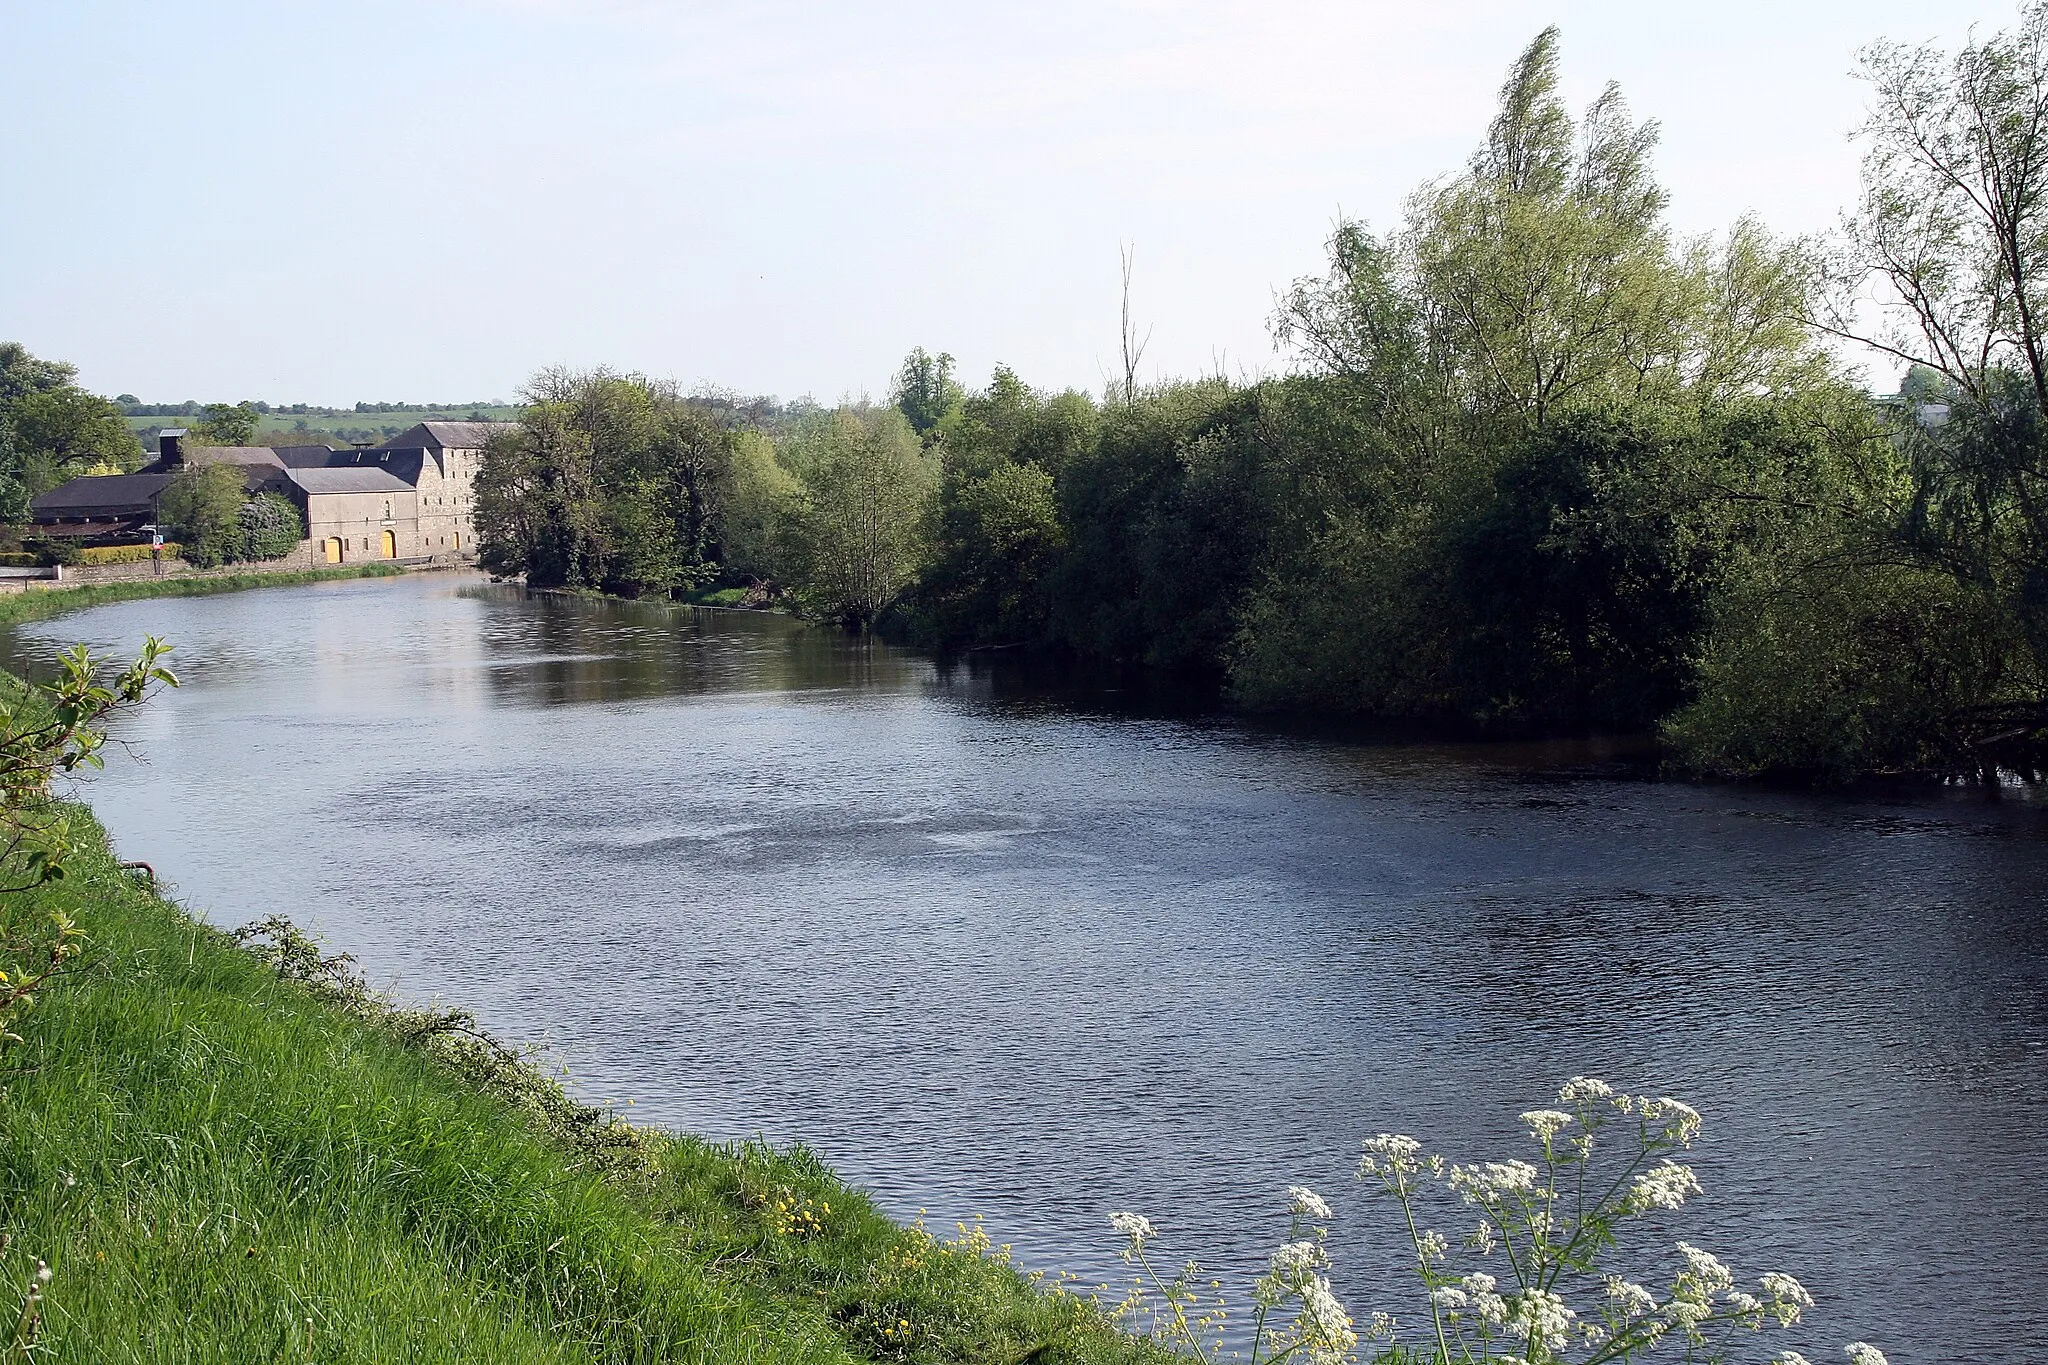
xmin=475 ymin=10 xmax=2048 ymax=783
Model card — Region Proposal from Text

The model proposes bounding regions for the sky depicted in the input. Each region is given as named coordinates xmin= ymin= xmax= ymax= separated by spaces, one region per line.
xmin=0 ymin=0 xmax=2019 ymax=406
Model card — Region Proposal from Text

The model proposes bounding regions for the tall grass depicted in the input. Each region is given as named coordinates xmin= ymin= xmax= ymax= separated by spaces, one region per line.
xmin=0 ymin=565 xmax=411 ymax=631
xmin=0 ymin=817 xmax=1158 ymax=1364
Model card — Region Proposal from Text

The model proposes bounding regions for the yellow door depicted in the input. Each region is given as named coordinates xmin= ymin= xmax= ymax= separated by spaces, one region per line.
xmin=381 ymin=529 xmax=397 ymax=558
xmin=324 ymin=537 xmax=343 ymax=564
xmin=453 ymin=531 xmax=461 ymax=550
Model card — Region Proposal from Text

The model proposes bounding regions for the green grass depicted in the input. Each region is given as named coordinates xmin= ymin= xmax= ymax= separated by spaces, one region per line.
xmin=0 ymin=566 xmax=409 ymax=630
xmin=0 ymin=817 xmax=1160 ymax=1364
xmin=680 ymin=587 xmax=751 ymax=607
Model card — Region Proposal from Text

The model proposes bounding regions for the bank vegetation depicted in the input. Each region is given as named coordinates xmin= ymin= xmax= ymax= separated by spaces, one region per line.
xmin=462 ymin=11 xmax=2048 ymax=785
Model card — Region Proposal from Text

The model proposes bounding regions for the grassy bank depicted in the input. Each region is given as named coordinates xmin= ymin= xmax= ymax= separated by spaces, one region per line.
xmin=0 ymin=816 xmax=1157 ymax=1364
xmin=0 ymin=565 xmax=410 ymax=630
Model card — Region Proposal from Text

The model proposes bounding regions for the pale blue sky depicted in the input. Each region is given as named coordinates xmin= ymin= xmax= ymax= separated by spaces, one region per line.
xmin=0 ymin=1 xmax=2015 ymax=405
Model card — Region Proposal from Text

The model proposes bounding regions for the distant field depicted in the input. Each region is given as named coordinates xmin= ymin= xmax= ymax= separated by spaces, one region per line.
xmin=121 ymin=406 xmax=523 ymax=450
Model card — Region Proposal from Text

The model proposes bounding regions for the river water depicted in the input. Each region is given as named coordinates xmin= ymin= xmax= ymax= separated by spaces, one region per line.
xmin=7 ymin=572 xmax=2045 ymax=1360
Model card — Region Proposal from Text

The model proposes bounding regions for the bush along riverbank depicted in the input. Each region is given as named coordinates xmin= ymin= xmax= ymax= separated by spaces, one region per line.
xmin=0 ymin=564 xmax=409 ymax=630
xmin=0 ymin=812 xmax=1161 ymax=1364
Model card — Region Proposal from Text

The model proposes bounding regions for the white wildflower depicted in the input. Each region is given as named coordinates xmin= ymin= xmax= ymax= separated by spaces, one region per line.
xmin=1727 ymin=1290 xmax=1763 ymax=1317
xmin=1361 ymin=1311 xmax=1396 ymax=1341
xmin=1776 ymin=1354 xmax=1814 ymax=1365
xmin=1468 ymin=1220 xmax=1499 ymax=1255
xmin=1462 ymin=1273 xmax=1507 ymax=1326
xmin=1626 ymin=1160 xmax=1702 ymax=1212
xmin=1666 ymin=1300 xmax=1710 ymax=1329
xmin=1257 ymin=1240 xmax=1330 ymax=1305
xmin=1760 ymin=1272 xmax=1814 ymax=1325
xmin=1503 ymin=1288 xmax=1575 ymax=1344
xmin=1358 ymin=1133 xmax=1424 ymax=1179
xmin=1431 ymin=1286 xmax=1470 ymax=1313
xmin=1286 ymin=1185 xmax=1333 ymax=1221
xmin=1845 ymin=1346 xmax=1889 ymax=1365
xmin=1558 ymin=1076 xmax=1615 ymax=1105
xmin=1605 ymin=1277 xmax=1656 ymax=1319
xmin=1675 ymin=1241 xmax=1734 ymax=1293
xmin=1521 ymin=1108 xmax=1574 ymax=1141
xmin=1298 ymin=1274 xmax=1358 ymax=1363
xmin=1415 ymin=1229 xmax=1449 ymax=1264
xmin=1449 ymin=1160 xmax=1539 ymax=1204
xmin=1109 ymin=1211 xmax=1153 ymax=1260
xmin=1271 ymin=1240 xmax=1324 ymax=1274
xmin=1639 ymin=1096 xmax=1704 ymax=1142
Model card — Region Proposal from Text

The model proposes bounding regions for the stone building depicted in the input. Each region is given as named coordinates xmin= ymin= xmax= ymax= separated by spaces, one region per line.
xmin=28 ymin=421 xmax=511 ymax=564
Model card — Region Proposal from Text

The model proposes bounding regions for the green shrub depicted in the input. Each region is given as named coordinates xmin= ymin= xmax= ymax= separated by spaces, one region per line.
xmin=238 ymin=492 xmax=304 ymax=560
xmin=23 ymin=538 xmax=78 ymax=568
xmin=77 ymin=543 xmax=180 ymax=566
xmin=0 ymin=552 xmax=38 ymax=568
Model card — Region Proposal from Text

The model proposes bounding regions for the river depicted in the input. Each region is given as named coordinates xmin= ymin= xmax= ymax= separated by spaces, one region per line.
xmin=8 ymin=571 xmax=2045 ymax=1360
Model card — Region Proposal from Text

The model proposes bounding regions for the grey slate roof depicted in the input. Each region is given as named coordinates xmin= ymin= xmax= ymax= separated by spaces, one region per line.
xmin=376 ymin=421 xmax=513 ymax=452
xmin=272 ymin=445 xmax=339 ymax=468
xmin=325 ymin=447 xmax=428 ymax=483
xmin=286 ymin=467 xmax=415 ymax=495
xmin=31 ymin=473 xmax=173 ymax=516
xmin=187 ymin=445 xmax=285 ymax=469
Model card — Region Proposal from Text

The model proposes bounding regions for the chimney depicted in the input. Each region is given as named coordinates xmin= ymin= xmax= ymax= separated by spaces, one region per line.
xmin=159 ymin=428 xmax=187 ymax=465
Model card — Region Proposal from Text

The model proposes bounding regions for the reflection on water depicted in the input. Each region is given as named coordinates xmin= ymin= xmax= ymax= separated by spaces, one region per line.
xmin=6 ymin=572 xmax=2046 ymax=1361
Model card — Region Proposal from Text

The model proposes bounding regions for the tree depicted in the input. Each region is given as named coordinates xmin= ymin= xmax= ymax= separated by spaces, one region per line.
xmin=1826 ymin=2 xmax=2048 ymax=411
xmin=1118 ymin=242 xmax=1153 ymax=404
xmin=191 ymin=402 xmax=260 ymax=447
xmin=891 ymin=348 xmax=963 ymax=439
xmin=239 ymin=492 xmax=305 ymax=561
xmin=474 ymin=370 xmax=736 ymax=594
xmin=158 ymin=464 xmax=248 ymax=568
xmin=721 ymin=430 xmax=802 ymax=582
xmin=0 ymin=343 xmax=140 ymax=520
xmin=783 ymin=408 xmax=936 ymax=628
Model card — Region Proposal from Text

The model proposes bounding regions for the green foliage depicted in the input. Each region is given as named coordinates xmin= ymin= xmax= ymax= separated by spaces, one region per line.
xmin=22 ymin=539 xmax=77 ymax=569
xmin=157 ymin=464 xmax=248 ymax=568
xmin=459 ymin=10 xmax=2048 ymax=781
xmin=0 ymin=818 xmax=1167 ymax=1364
xmin=476 ymin=370 xmax=734 ymax=597
xmin=77 ymin=542 xmax=180 ymax=566
xmin=0 ymin=343 xmax=140 ymax=522
xmin=779 ymin=407 xmax=937 ymax=628
xmin=720 ymin=429 xmax=801 ymax=583
xmin=892 ymin=347 xmax=965 ymax=439
xmin=915 ymin=458 xmax=1064 ymax=648
xmin=238 ymin=491 xmax=305 ymax=561
xmin=189 ymin=401 xmax=260 ymax=447
xmin=0 ymin=643 xmax=176 ymax=1067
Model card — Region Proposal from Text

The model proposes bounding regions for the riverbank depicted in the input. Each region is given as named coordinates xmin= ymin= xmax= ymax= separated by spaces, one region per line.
xmin=0 ymin=811 xmax=1156 ymax=1363
xmin=0 ymin=564 xmax=412 ymax=630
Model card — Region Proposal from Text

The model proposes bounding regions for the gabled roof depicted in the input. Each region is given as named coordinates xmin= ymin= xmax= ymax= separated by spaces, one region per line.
xmin=375 ymin=421 xmax=513 ymax=452
xmin=187 ymin=445 xmax=285 ymax=469
xmin=325 ymin=447 xmax=428 ymax=483
xmin=286 ymin=467 xmax=415 ymax=496
xmin=138 ymin=445 xmax=287 ymax=476
xmin=272 ymin=445 xmax=339 ymax=468
xmin=31 ymin=473 xmax=173 ymax=517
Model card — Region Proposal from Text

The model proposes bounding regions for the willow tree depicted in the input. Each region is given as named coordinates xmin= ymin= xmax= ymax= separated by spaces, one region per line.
xmin=1243 ymin=28 xmax=1833 ymax=727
